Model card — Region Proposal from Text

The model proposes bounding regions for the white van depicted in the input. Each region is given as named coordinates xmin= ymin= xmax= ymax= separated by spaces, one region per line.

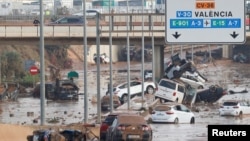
xmin=154 ymin=78 xmax=186 ymax=103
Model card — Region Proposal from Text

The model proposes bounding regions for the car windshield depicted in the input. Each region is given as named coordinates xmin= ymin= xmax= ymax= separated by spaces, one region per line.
xmin=159 ymin=80 xmax=176 ymax=90
xmin=54 ymin=17 xmax=83 ymax=24
xmin=155 ymin=105 xmax=171 ymax=111
xmin=223 ymin=101 xmax=238 ymax=106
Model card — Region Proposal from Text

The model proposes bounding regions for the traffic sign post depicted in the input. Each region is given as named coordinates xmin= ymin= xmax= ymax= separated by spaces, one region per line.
xmin=165 ymin=0 xmax=246 ymax=44
xmin=29 ymin=65 xmax=39 ymax=75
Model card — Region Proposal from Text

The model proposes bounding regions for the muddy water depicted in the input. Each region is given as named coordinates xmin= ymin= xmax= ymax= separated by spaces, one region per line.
xmin=1 ymin=59 xmax=250 ymax=126
xmin=0 ymin=62 xmax=152 ymax=125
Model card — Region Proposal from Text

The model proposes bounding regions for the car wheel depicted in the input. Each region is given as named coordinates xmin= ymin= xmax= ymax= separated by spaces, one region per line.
xmin=239 ymin=111 xmax=243 ymax=119
xmin=190 ymin=117 xmax=195 ymax=124
xmin=121 ymin=94 xmax=128 ymax=103
xmin=174 ymin=118 xmax=179 ymax=124
xmin=146 ymin=86 xmax=155 ymax=94
xmin=198 ymin=85 xmax=204 ymax=89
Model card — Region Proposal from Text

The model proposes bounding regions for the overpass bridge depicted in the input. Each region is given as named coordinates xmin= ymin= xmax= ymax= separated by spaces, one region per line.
xmin=1 ymin=13 xmax=250 ymax=45
xmin=0 ymin=13 xmax=249 ymax=79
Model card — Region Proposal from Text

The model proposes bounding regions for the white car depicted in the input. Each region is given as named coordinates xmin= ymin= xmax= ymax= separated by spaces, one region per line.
xmin=149 ymin=102 xmax=195 ymax=124
xmin=180 ymin=72 xmax=206 ymax=89
xmin=219 ymin=100 xmax=250 ymax=117
xmin=106 ymin=80 xmax=156 ymax=103
xmin=154 ymin=78 xmax=186 ymax=103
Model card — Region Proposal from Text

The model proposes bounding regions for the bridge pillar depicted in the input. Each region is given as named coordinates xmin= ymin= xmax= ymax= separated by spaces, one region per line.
xmin=222 ymin=44 xmax=233 ymax=59
xmin=154 ymin=45 xmax=165 ymax=82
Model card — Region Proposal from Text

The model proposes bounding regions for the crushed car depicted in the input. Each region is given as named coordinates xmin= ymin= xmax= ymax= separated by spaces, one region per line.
xmin=0 ymin=82 xmax=20 ymax=101
xmin=164 ymin=53 xmax=197 ymax=79
xmin=59 ymin=129 xmax=86 ymax=141
xmin=194 ymin=85 xmax=227 ymax=103
xmin=32 ymin=79 xmax=80 ymax=101
xmin=93 ymin=53 xmax=110 ymax=64
xmin=119 ymin=44 xmax=152 ymax=62
xmin=133 ymin=44 xmax=153 ymax=62
xmin=119 ymin=44 xmax=137 ymax=61
xmin=233 ymin=52 xmax=248 ymax=63
xmin=232 ymin=45 xmax=250 ymax=63
xmin=180 ymin=71 xmax=206 ymax=89
xmin=186 ymin=47 xmax=223 ymax=61
xmin=27 ymin=129 xmax=66 ymax=141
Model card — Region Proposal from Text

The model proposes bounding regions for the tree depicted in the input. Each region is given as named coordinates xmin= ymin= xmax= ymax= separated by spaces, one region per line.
xmin=1 ymin=51 xmax=25 ymax=81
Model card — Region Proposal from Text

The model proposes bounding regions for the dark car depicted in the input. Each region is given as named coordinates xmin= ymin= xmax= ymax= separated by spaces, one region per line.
xmin=134 ymin=44 xmax=153 ymax=62
xmin=100 ymin=113 xmax=120 ymax=141
xmin=32 ymin=79 xmax=79 ymax=100
xmin=27 ymin=129 xmax=82 ymax=141
xmin=27 ymin=129 xmax=55 ymax=141
xmin=59 ymin=129 xmax=85 ymax=141
xmin=106 ymin=114 xmax=153 ymax=141
xmin=195 ymin=85 xmax=227 ymax=103
xmin=48 ymin=16 xmax=85 ymax=26
xmin=119 ymin=44 xmax=137 ymax=61
xmin=189 ymin=48 xmax=223 ymax=60
xmin=232 ymin=45 xmax=250 ymax=63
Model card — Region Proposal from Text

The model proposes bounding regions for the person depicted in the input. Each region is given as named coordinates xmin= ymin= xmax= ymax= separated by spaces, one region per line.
xmin=33 ymin=17 xmax=40 ymax=26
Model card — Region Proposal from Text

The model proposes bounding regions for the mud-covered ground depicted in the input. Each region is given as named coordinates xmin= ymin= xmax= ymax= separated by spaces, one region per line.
xmin=1 ymin=57 xmax=250 ymax=141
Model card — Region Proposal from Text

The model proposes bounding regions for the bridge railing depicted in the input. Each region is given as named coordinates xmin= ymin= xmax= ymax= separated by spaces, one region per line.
xmin=0 ymin=13 xmax=250 ymax=38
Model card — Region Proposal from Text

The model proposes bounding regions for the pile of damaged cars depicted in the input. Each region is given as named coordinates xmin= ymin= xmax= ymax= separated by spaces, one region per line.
xmin=27 ymin=128 xmax=87 ymax=141
xmin=155 ymin=53 xmax=227 ymax=105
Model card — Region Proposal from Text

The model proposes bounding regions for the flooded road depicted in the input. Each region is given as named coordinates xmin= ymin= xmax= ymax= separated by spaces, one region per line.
xmin=0 ymin=61 xmax=153 ymax=125
xmin=1 ymin=58 xmax=250 ymax=141
xmin=0 ymin=96 xmax=97 ymax=125
xmin=151 ymin=108 xmax=250 ymax=141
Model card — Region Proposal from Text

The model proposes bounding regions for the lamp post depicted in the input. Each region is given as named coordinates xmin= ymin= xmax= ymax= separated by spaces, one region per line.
xmin=109 ymin=0 xmax=114 ymax=113
xmin=83 ymin=0 xmax=89 ymax=124
xmin=126 ymin=0 xmax=131 ymax=110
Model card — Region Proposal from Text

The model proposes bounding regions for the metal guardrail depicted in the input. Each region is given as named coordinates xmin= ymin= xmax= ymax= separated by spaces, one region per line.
xmin=0 ymin=13 xmax=250 ymax=38
xmin=1 ymin=25 xmax=249 ymax=38
xmin=0 ymin=25 xmax=165 ymax=38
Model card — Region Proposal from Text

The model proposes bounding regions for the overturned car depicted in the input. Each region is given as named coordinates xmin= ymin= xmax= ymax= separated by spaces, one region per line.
xmin=183 ymin=85 xmax=228 ymax=105
xmin=164 ymin=53 xmax=206 ymax=81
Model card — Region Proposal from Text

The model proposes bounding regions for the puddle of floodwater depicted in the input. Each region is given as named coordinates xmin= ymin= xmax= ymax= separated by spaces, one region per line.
xmin=0 ymin=95 xmax=98 ymax=125
xmin=0 ymin=68 xmax=146 ymax=125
